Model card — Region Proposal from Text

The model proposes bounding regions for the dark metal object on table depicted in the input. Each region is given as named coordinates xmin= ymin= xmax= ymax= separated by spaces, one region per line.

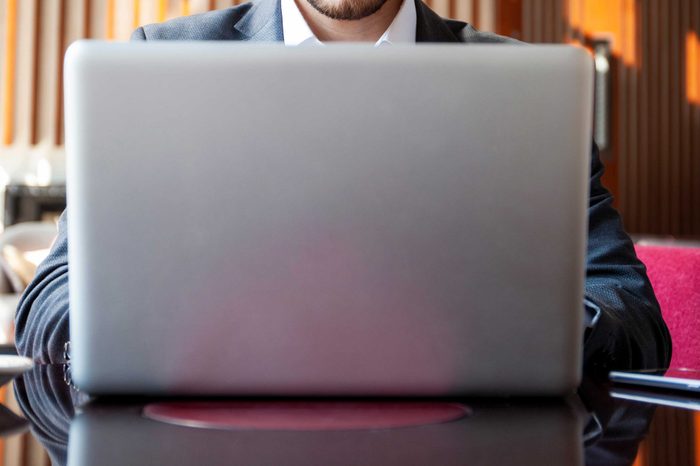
xmin=4 ymin=184 xmax=66 ymax=228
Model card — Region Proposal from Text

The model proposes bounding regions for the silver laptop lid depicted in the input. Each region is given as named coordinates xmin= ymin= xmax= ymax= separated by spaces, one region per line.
xmin=65 ymin=42 xmax=593 ymax=395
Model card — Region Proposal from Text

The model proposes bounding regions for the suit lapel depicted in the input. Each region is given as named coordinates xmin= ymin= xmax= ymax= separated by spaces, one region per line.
xmin=414 ymin=0 xmax=462 ymax=42
xmin=235 ymin=0 xmax=284 ymax=41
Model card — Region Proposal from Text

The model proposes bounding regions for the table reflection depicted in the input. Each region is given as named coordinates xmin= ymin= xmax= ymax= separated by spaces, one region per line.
xmin=12 ymin=364 xmax=661 ymax=466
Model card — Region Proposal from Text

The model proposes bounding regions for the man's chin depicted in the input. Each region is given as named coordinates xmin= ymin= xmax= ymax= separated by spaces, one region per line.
xmin=304 ymin=0 xmax=391 ymax=21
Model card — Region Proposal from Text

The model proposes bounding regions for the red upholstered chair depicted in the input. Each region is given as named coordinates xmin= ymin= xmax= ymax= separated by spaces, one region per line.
xmin=634 ymin=243 xmax=700 ymax=369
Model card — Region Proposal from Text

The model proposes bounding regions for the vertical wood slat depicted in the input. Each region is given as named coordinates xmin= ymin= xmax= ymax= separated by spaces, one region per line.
xmin=447 ymin=0 xmax=455 ymax=19
xmin=659 ymin=0 xmax=670 ymax=233
xmin=669 ymin=0 xmax=680 ymax=234
xmin=84 ymin=0 xmax=92 ymax=38
xmin=693 ymin=0 xmax=697 ymax=232
xmin=431 ymin=0 xmax=450 ymax=17
xmin=553 ymin=0 xmax=563 ymax=42
xmin=215 ymin=0 xmax=233 ymax=9
xmin=1 ymin=0 xmax=17 ymax=146
xmin=625 ymin=2 xmax=638 ymax=234
xmin=189 ymin=0 xmax=212 ymax=15
xmin=481 ymin=0 xmax=497 ymax=31
xmin=58 ymin=0 xmax=88 ymax=147
xmin=532 ymin=0 xmax=543 ymax=42
xmin=106 ymin=0 xmax=115 ymax=39
xmin=13 ymin=0 xmax=36 ymax=147
xmin=680 ymin=3 xmax=691 ymax=235
xmin=454 ymin=0 xmax=472 ymax=24
xmin=30 ymin=0 xmax=41 ymax=145
xmin=34 ymin=0 xmax=59 ymax=147
xmin=134 ymin=0 xmax=141 ymax=29
xmin=158 ymin=0 xmax=168 ymax=22
xmin=90 ymin=0 xmax=107 ymax=39
xmin=695 ymin=412 xmax=700 ymax=466
xmin=0 ymin=1 xmax=5 ymax=141
xmin=55 ymin=0 xmax=66 ymax=146
xmin=543 ymin=0 xmax=554 ymax=41
xmin=617 ymin=24 xmax=629 ymax=220
xmin=521 ymin=0 xmax=532 ymax=42
xmin=115 ymin=0 xmax=135 ymax=40
xmin=638 ymin=0 xmax=649 ymax=233
xmin=138 ymin=0 xmax=158 ymax=26
xmin=689 ymin=0 xmax=700 ymax=234
xmin=496 ymin=0 xmax=522 ymax=39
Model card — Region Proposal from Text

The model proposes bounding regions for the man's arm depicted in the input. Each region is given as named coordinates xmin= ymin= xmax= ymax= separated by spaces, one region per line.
xmin=131 ymin=27 xmax=146 ymax=40
xmin=582 ymin=144 xmax=672 ymax=372
xmin=15 ymin=211 xmax=69 ymax=363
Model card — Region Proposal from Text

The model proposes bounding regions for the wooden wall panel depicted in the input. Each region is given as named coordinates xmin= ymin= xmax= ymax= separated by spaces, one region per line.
xmin=644 ymin=407 xmax=696 ymax=466
xmin=1 ymin=0 xmax=16 ymax=146
xmin=693 ymin=1 xmax=700 ymax=235
xmin=0 ymin=1 xmax=5 ymax=133
xmin=13 ymin=0 xmax=35 ymax=147
xmin=427 ymin=0 xmax=494 ymax=25
xmin=520 ymin=0 xmax=700 ymax=237
xmin=454 ymin=0 xmax=473 ymax=26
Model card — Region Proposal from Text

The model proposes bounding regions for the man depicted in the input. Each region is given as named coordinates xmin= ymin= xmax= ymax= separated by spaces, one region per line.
xmin=15 ymin=0 xmax=671 ymax=372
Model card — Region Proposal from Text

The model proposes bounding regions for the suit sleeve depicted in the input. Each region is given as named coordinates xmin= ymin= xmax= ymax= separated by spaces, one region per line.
xmin=15 ymin=211 xmax=69 ymax=363
xmin=131 ymin=27 xmax=147 ymax=41
xmin=582 ymin=144 xmax=672 ymax=372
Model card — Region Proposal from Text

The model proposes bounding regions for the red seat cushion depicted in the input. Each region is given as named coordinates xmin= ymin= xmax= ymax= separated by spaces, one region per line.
xmin=635 ymin=244 xmax=700 ymax=369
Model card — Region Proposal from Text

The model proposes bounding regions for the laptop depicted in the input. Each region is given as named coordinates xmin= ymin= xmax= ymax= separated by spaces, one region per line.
xmin=64 ymin=42 xmax=593 ymax=396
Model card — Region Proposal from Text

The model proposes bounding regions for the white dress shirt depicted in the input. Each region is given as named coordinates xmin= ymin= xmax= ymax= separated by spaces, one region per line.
xmin=281 ymin=0 xmax=417 ymax=46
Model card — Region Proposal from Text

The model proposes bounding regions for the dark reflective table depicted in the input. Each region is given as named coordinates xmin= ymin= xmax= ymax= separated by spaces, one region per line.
xmin=2 ymin=364 xmax=696 ymax=465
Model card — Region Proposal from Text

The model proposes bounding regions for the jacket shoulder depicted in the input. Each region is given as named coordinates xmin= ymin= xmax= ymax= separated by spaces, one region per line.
xmin=446 ymin=20 xmax=522 ymax=44
xmin=134 ymin=3 xmax=253 ymax=41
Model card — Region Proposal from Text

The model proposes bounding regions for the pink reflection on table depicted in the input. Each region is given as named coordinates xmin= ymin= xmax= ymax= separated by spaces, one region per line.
xmin=143 ymin=401 xmax=470 ymax=431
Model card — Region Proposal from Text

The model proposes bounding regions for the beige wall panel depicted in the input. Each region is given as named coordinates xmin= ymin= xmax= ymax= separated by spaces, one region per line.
xmin=139 ymin=0 xmax=160 ymax=26
xmin=190 ymin=0 xmax=211 ymax=14
xmin=90 ymin=0 xmax=109 ymax=39
xmin=521 ymin=0 xmax=531 ymax=41
xmin=35 ymin=0 xmax=61 ymax=147
xmin=455 ymin=0 xmax=473 ymax=23
xmin=479 ymin=0 xmax=496 ymax=31
xmin=115 ymin=0 xmax=136 ymax=40
xmin=166 ymin=0 xmax=182 ymax=20
xmin=215 ymin=0 xmax=234 ymax=9
xmin=3 ymin=430 xmax=22 ymax=466
xmin=24 ymin=436 xmax=50 ymax=466
xmin=12 ymin=0 xmax=37 ymax=146
xmin=67 ymin=0 xmax=87 ymax=40
xmin=430 ymin=0 xmax=450 ymax=17
xmin=0 ymin=0 xmax=7 ymax=144
xmin=60 ymin=0 xmax=89 ymax=145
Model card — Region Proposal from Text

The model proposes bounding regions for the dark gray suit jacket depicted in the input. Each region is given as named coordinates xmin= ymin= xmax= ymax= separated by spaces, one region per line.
xmin=15 ymin=0 xmax=672 ymax=372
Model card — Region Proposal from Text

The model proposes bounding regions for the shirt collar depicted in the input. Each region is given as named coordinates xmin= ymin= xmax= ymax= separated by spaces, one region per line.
xmin=281 ymin=0 xmax=416 ymax=47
